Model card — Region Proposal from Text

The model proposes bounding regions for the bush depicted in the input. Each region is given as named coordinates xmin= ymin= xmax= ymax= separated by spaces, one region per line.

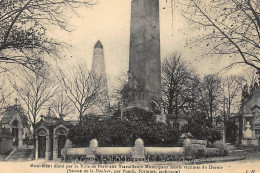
xmin=181 ymin=112 xmax=222 ymax=143
xmin=226 ymin=120 xmax=238 ymax=144
xmin=68 ymin=108 xmax=180 ymax=147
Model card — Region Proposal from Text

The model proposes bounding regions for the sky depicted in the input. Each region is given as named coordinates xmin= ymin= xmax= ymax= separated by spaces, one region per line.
xmin=39 ymin=0 xmax=252 ymax=105
xmin=4 ymin=0 xmax=246 ymax=108
xmin=49 ymin=0 xmax=231 ymax=78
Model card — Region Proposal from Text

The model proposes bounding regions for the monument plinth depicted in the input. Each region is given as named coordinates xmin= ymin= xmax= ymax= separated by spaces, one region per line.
xmin=123 ymin=0 xmax=162 ymax=112
xmin=242 ymin=122 xmax=259 ymax=146
xmin=243 ymin=122 xmax=253 ymax=139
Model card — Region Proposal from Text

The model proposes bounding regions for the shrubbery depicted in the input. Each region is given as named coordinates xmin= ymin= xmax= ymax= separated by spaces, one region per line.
xmin=68 ymin=108 xmax=180 ymax=147
xmin=226 ymin=120 xmax=238 ymax=144
xmin=181 ymin=112 xmax=222 ymax=143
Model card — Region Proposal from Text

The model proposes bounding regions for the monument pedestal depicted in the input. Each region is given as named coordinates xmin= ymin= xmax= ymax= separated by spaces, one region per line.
xmin=241 ymin=122 xmax=259 ymax=146
xmin=241 ymin=139 xmax=259 ymax=146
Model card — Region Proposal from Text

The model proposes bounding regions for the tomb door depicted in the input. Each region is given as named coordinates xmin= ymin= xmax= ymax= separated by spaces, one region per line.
xmin=38 ymin=136 xmax=46 ymax=158
xmin=58 ymin=135 xmax=66 ymax=158
xmin=12 ymin=128 xmax=19 ymax=146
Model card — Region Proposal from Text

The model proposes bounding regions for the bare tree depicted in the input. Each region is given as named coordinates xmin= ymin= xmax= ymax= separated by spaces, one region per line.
xmin=0 ymin=0 xmax=96 ymax=72
xmin=240 ymin=68 xmax=258 ymax=88
xmin=12 ymin=64 xmax=57 ymax=145
xmin=110 ymin=72 xmax=128 ymax=108
xmin=58 ymin=64 xmax=106 ymax=124
xmin=161 ymin=53 xmax=194 ymax=125
xmin=0 ymin=79 xmax=13 ymax=110
xmin=221 ymin=75 xmax=243 ymax=116
xmin=185 ymin=75 xmax=202 ymax=117
xmin=179 ymin=0 xmax=260 ymax=70
xmin=199 ymin=74 xmax=222 ymax=123
xmin=49 ymin=90 xmax=75 ymax=119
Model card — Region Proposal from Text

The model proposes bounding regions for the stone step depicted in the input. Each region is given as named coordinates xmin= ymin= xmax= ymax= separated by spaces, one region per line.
xmin=0 ymin=155 xmax=6 ymax=161
xmin=236 ymin=145 xmax=260 ymax=152
xmin=8 ymin=149 xmax=33 ymax=161
xmin=226 ymin=144 xmax=237 ymax=151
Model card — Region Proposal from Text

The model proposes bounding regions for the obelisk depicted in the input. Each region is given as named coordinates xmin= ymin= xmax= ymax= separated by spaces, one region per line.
xmin=127 ymin=0 xmax=161 ymax=109
xmin=91 ymin=40 xmax=109 ymax=114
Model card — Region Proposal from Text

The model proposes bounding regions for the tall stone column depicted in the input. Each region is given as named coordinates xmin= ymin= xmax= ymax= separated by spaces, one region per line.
xmin=252 ymin=120 xmax=256 ymax=139
xmin=127 ymin=0 xmax=161 ymax=109
xmin=223 ymin=129 xmax=226 ymax=143
xmin=53 ymin=134 xmax=58 ymax=159
xmin=35 ymin=136 xmax=38 ymax=160
xmin=45 ymin=136 xmax=51 ymax=160
xmin=91 ymin=40 xmax=110 ymax=114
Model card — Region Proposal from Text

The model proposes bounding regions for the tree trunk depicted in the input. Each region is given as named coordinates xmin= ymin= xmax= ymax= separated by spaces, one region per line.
xmin=209 ymin=98 xmax=213 ymax=123
xmin=174 ymin=97 xmax=178 ymax=127
xmin=168 ymin=89 xmax=173 ymax=114
xmin=79 ymin=109 xmax=83 ymax=127
xmin=32 ymin=124 xmax=36 ymax=159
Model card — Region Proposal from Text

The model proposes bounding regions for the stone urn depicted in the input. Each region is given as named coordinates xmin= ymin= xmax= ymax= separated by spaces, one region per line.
xmin=243 ymin=122 xmax=253 ymax=139
xmin=183 ymin=138 xmax=192 ymax=147
xmin=89 ymin=139 xmax=98 ymax=148
xmin=64 ymin=139 xmax=73 ymax=148
xmin=181 ymin=132 xmax=193 ymax=147
xmin=132 ymin=138 xmax=145 ymax=159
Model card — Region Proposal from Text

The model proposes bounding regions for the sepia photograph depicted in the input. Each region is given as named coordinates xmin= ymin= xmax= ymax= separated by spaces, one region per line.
xmin=0 ymin=0 xmax=259 ymax=173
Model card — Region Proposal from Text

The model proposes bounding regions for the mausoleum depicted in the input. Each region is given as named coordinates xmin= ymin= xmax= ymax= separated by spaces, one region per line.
xmin=0 ymin=105 xmax=30 ymax=147
xmin=35 ymin=113 xmax=72 ymax=160
xmin=239 ymin=81 xmax=260 ymax=145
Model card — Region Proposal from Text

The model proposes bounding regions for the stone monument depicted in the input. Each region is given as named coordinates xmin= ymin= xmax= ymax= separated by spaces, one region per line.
xmin=243 ymin=122 xmax=253 ymax=139
xmin=242 ymin=122 xmax=259 ymax=146
xmin=239 ymin=71 xmax=260 ymax=145
xmin=124 ymin=0 xmax=161 ymax=111
xmin=90 ymin=40 xmax=110 ymax=114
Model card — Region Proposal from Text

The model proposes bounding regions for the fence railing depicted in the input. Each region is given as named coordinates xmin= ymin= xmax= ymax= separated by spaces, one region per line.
xmin=61 ymin=138 xmax=227 ymax=163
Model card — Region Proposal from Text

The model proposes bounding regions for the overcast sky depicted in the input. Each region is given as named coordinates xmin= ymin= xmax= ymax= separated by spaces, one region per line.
xmin=48 ymin=0 xmax=233 ymax=78
xmin=4 ymin=0 xmax=247 ymax=114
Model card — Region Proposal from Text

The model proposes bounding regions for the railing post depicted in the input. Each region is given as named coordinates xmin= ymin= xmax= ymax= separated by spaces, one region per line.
xmin=131 ymin=138 xmax=145 ymax=161
xmin=86 ymin=139 xmax=98 ymax=162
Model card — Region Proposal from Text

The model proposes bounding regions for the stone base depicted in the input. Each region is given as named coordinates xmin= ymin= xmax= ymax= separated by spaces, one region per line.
xmin=241 ymin=139 xmax=259 ymax=146
xmin=123 ymin=105 xmax=166 ymax=124
xmin=35 ymin=152 xmax=38 ymax=160
xmin=45 ymin=152 xmax=52 ymax=160
xmin=18 ymin=139 xmax=23 ymax=147
xmin=53 ymin=151 xmax=58 ymax=160
xmin=124 ymin=102 xmax=149 ymax=111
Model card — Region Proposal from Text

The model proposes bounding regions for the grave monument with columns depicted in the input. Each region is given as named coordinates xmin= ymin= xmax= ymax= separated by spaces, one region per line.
xmin=240 ymin=71 xmax=260 ymax=146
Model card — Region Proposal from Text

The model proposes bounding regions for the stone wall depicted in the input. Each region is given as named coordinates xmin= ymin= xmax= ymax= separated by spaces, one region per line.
xmin=0 ymin=134 xmax=12 ymax=155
